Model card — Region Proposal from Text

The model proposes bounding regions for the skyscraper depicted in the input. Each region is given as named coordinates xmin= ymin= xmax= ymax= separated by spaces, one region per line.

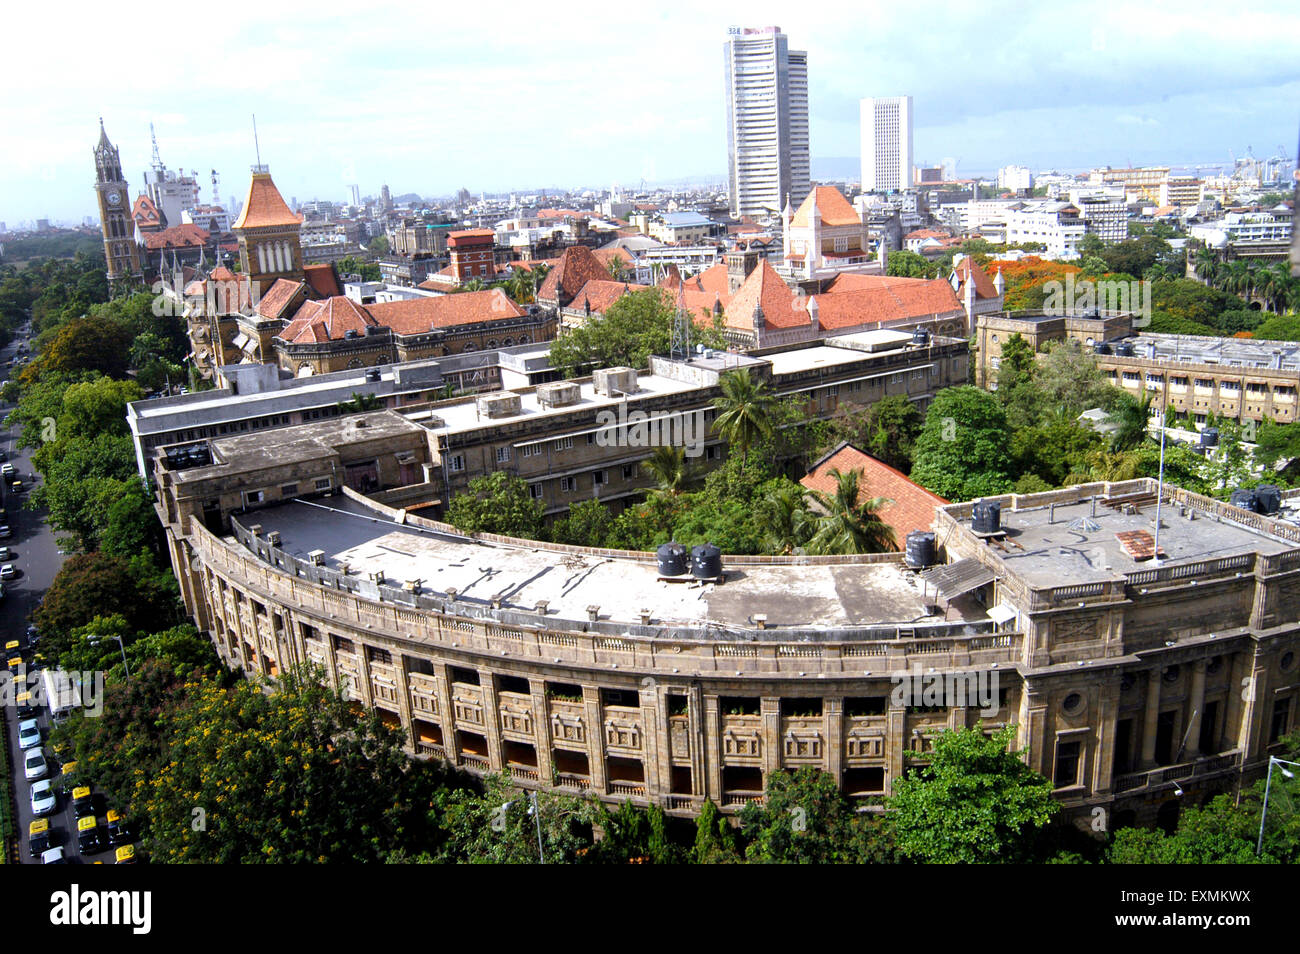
xmin=724 ymin=26 xmax=810 ymax=219
xmin=860 ymin=96 xmax=913 ymax=193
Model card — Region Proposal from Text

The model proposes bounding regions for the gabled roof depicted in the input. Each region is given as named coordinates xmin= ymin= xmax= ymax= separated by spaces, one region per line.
xmin=800 ymin=443 xmax=948 ymax=549
xmin=791 ymin=186 xmax=862 ymax=229
xmin=279 ymin=296 xmax=376 ymax=344
xmin=809 ymin=279 xmax=964 ymax=329
xmin=144 ymin=224 xmax=209 ymax=250
xmin=302 ymin=263 xmax=342 ymax=299
xmin=256 ymin=278 xmax=308 ymax=319
xmin=367 ymin=289 xmax=525 ymax=333
xmin=952 ymin=258 xmax=999 ymax=299
xmin=232 ymin=172 xmax=302 ymax=230
xmin=132 ymin=194 xmax=162 ymax=230
xmin=567 ymin=279 xmax=652 ymax=315
xmin=725 ymin=259 xmax=804 ymax=330
xmin=537 ymin=245 xmax=609 ymax=303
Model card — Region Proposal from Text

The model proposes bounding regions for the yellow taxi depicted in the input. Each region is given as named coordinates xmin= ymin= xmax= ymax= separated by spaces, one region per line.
xmin=4 ymin=639 xmax=19 ymax=654
xmin=28 ymin=818 xmax=51 ymax=859
xmin=76 ymin=815 xmax=103 ymax=854
xmin=71 ymin=785 xmax=93 ymax=819
xmin=114 ymin=844 xmax=136 ymax=864
xmin=16 ymin=690 xmax=36 ymax=719
xmin=6 ymin=655 xmax=21 ymax=674
xmin=106 ymin=809 xmax=129 ymax=845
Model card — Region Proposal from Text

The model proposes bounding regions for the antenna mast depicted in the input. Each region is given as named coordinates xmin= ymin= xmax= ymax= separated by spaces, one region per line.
xmin=251 ymin=114 xmax=267 ymax=173
xmin=670 ymin=278 xmax=690 ymax=360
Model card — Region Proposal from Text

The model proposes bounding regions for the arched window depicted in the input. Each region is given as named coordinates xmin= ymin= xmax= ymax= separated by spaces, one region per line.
xmin=462 ymin=343 xmax=476 ymax=353
xmin=517 ymin=335 xmax=529 ymax=344
xmin=502 ymin=338 xmax=513 ymax=347
xmin=347 ymin=358 xmax=364 ymax=369
xmin=486 ymin=340 xmax=497 ymax=349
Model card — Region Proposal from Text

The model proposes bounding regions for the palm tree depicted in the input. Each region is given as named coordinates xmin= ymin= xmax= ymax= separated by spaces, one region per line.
xmin=757 ymin=482 xmax=815 ymax=554
xmin=605 ymin=256 xmax=628 ymax=282
xmin=460 ymin=277 xmax=486 ymax=293
xmin=503 ymin=266 xmax=534 ymax=304
xmin=1194 ymin=246 xmax=1217 ymax=285
xmin=1108 ymin=391 xmax=1153 ymax=452
xmin=804 ymin=468 xmax=896 ymax=555
xmin=641 ymin=445 xmax=699 ymax=495
xmin=711 ymin=367 xmax=776 ymax=466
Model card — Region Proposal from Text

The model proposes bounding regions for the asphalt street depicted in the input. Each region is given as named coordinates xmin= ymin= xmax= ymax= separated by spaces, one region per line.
xmin=0 ymin=327 xmax=117 ymax=864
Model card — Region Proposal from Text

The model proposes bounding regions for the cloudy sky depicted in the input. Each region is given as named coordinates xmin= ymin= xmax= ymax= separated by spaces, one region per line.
xmin=3 ymin=0 xmax=1297 ymax=224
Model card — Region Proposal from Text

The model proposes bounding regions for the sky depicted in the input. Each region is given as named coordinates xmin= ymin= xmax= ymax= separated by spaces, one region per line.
xmin=2 ymin=0 xmax=1298 ymax=224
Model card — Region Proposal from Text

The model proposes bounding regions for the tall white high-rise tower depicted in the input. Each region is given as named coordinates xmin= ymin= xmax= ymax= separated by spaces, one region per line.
xmin=860 ymin=96 xmax=913 ymax=193
xmin=724 ymin=26 xmax=810 ymax=219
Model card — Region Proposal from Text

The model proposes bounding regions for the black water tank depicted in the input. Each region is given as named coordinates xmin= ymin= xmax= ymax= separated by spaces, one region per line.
xmin=972 ymin=501 xmax=1002 ymax=535
xmin=1094 ymin=341 xmax=1111 ymax=355
xmin=1115 ymin=341 xmax=1135 ymax=357
xmin=657 ymin=541 xmax=687 ymax=577
xmin=1230 ymin=489 xmax=1260 ymax=513
xmin=691 ymin=543 xmax=723 ymax=580
xmin=905 ymin=531 xmax=936 ymax=569
xmin=911 ymin=329 xmax=931 ymax=347
xmin=365 ymin=368 xmax=381 ymax=382
xmin=1255 ymin=484 xmax=1282 ymax=515
xmin=1200 ymin=427 xmax=1219 ymax=447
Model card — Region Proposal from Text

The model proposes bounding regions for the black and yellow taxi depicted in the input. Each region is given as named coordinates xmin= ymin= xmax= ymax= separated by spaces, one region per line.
xmin=76 ymin=815 xmax=103 ymax=854
xmin=28 ymin=818 xmax=51 ymax=859
xmin=106 ymin=809 xmax=131 ymax=846
xmin=71 ymin=785 xmax=94 ymax=820
xmin=114 ymin=844 xmax=136 ymax=865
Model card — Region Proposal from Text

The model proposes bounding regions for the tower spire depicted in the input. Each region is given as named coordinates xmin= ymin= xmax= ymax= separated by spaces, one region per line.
xmin=150 ymin=121 xmax=163 ymax=173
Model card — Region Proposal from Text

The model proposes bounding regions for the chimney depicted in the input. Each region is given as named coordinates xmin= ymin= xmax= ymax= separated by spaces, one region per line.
xmin=808 ymin=296 xmax=820 ymax=332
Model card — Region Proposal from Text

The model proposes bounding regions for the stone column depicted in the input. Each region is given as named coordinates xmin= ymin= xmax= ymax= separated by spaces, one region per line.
xmin=478 ymin=670 xmax=504 ymax=772
xmin=529 ymin=683 xmax=554 ymax=784
xmin=1185 ymin=660 xmax=1207 ymax=759
xmin=582 ymin=685 xmax=607 ymax=793
xmin=434 ymin=663 xmax=459 ymax=766
xmin=1094 ymin=684 xmax=1120 ymax=794
xmin=703 ymin=693 xmax=722 ymax=803
xmin=392 ymin=654 xmax=414 ymax=754
xmin=638 ymin=681 xmax=662 ymax=800
xmin=825 ymin=698 xmax=843 ymax=785
xmin=761 ymin=696 xmax=781 ymax=779
xmin=1139 ymin=668 xmax=1162 ymax=769
xmin=887 ymin=697 xmax=906 ymax=786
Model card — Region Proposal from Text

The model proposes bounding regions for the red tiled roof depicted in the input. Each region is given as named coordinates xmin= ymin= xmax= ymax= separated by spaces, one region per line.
xmin=567 ymin=279 xmax=652 ymax=315
xmin=302 ymin=263 xmax=342 ymax=298
xmin=592 ymin=247 xmax=636 ymax=270
xmin=954 ymin=258 xmax=998 ymax=299
xmin=800 ymin=443 xmax=948 ymax=549
xmin=279 ymin=296 xmax=376 ymax=344
xmin=811 ymin=281 xmax=964 ymax=329
xmin=725 ymin=259 xmax=804 ymax=331
xmin=448 ymin=229 xmax=495 ymax=245
xmin=905 ymin=228 xmax=950 ymax=241
xmin=791 ymin=186 xmax=862 ymax=229
xmin=367 ymin=289 xmax=525 ymax=333
xmin=144 ymin=223 xmax=209 ymax=250
xmin=232 ymin=172 xmax=302 ymax=230
xmin=256 ymin=278 xmax=307 ymax=319
xmin=132 ymin=194 xmax=162 ymax=229
xmin=659 ymin=262 xmax=731 ymax=322
xmin=538 ymin=245 xmax=608 ymax=303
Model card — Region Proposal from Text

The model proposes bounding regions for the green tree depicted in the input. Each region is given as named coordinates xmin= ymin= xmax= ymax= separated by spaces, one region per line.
xmin=447 ymin=471 xmax=545 ymax=538
xmin=430 ymin=773 xmax=596 ymax=863
xmin=336 ymin=391 xmax=384 ymax=413
xmin=1107 ymin=391 xmax=1153 ymax=452
xmin=34 ymin=313 xmax=133 ymax=379
xmin=885 ymin=248 xmax=940 ymax=279
xmin=859 ymin=394 xmax=924 ymax=471
xmin=738 ymin=768 xmax=895 ymax=863
xmin=756 ymin=481 xmax=816 ymax=554
xmin=803 ymin=468 xmax=896 ymax=554
xmin=711 ymin=367 xmax=776 ymax=465
xmin=910 ymin=386 xmax=1014 ymax=500
xmin=993 ymin=332 xmax=1037 ymax=396
xmin=887 ymin=726 xmax=1059 ymax=863
xmin=549 ymin=498 xmax=614 ymax=547
xmin=641 ymin=445 xmax=701 ymax=495
xmin=693 ymin=798 xmax=741 ymax=863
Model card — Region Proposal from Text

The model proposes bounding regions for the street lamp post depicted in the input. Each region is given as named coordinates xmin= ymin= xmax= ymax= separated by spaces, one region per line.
xmin=1256 ymin=755 xmax=1298 ymax=856
xmin=87 ymin=633 xmax=130 ymax=681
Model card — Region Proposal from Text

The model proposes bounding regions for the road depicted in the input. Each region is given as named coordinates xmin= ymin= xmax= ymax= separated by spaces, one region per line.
xmin=0 ymin=326 xmax=116 ymax=864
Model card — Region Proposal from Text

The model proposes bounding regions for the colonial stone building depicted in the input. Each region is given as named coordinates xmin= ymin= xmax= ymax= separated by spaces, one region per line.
xmin=152 ymin=437 xmax=1300 ymax=823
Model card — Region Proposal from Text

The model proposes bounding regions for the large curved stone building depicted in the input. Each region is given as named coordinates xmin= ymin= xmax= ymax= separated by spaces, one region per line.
xmin=154 ymin=412 xmax=1300 ymax=823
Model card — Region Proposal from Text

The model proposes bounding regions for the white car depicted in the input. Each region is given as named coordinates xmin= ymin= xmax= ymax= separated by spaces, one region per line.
xmin=23 ymin=747 xmax=47 ymax=781
xmin=0 ymin=464 xmax=13 ymax=478
xmin=0 ymin=546 xmax=10 ymax=560
xmin=18 ymin=718 xmax=41 ymax=749
xmin=30 ymin=779 xmax=56 ymax=816
xmin=0 ymin=564 xmax=14 ymax=580
xmin=41 ymin=846 xmax=66 ymax=864
xmin=0 ymin=526 xmax=10 ymax=538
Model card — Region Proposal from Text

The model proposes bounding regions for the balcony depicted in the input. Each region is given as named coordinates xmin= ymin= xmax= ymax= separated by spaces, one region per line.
xmin=498 ymin=691 xmax=534 ymax=739
xmin=408 ymin=671 xmax=439 ymax=717
xmin=1112 ymin=750 xmax=1242 ymax=794
xmin=668 ymin=714 xmax=691 ymax=763
xmin=720 ymin=714 xmax=762 ymax=762
xmin=549 ymin=698 xmax=587 ymax=748
xmin=603 ymin=706 xmax=644 ymax=754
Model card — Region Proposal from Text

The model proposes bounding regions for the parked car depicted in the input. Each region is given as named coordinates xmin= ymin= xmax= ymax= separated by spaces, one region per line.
xmin=77 ymin=816 xmax=103 ymax=854
xmin=0 ymin=546 xmax=11 ymax=560
xmin=30 ymin=779 xmax=56 ymax=816
xmin=42 ymin=846 xmax=67 ymax=864
xmin=18 ymin=718 xmax=41 ymax=750
xmin=28 ymin=818 xmax=51 ymax=858
xmin=24 ymin=747 xmax=48 ymax=781
xmin=0 ymin=463 xmax=14 ymax=478
xmin=0 ymin=525 xmax=11 ymax=538
xmin=1 ymin=564 xmax=15 ymax=580
xmin=72 ymin=785 xmax=95 ymax=819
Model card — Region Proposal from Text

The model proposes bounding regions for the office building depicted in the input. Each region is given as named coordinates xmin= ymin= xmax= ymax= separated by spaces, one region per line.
xmin=860 ymin=96 xmax=913 ymax=193
xmin=724 ymin=26 xmax=810 ymax=219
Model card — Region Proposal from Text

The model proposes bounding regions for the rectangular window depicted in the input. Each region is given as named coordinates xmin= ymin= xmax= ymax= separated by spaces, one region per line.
xmin=560 ymin=476 xmax=577 ymax=493
xmin=554 ymin=437 xmax=574 ymax=451
xmin=280 ymin=483 xmax=298 ymax=497
xmin=496 ymin=446 xmax=511 ymax=463
xmin=448 ymin=455 xmax=465 ymax=473
xmin=1054 ymin=740 xmax=1082 ymax=787
xmin=593 ymin=470 xmax=606 ymax=486
xmin=244 ymin=490 xmax=265 ymax=505
xmin=314 ymin=477 xmax=332 ymax=491
xmin=529 ymin=483 xmax=543 ymax=500
xmin=586 ymin=433 xmax=596 ymax=445
xmin=622 ymin=465 xmax=634 ymax=481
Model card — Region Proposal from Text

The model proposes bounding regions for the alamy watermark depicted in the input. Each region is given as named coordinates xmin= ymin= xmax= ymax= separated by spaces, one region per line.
xmin=890 ymin=661 xmax=1000 ymax=717
xmin=1042 ymin=273 xmax=1152 ymax=327
xmin=594 ymin=404 xmax=706 ymax=458
xmin=1 ymin=667 xmax=104 ymax=717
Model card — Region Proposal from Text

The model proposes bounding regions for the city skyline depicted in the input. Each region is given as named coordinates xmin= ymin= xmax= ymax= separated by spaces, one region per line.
xmin=2 ymin=0 xmax=1298 ymax=223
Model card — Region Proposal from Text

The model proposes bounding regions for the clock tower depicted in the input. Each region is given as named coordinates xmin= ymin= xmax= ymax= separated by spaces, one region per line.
xmin=93 ymin=119 xmax=142 ymax=294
